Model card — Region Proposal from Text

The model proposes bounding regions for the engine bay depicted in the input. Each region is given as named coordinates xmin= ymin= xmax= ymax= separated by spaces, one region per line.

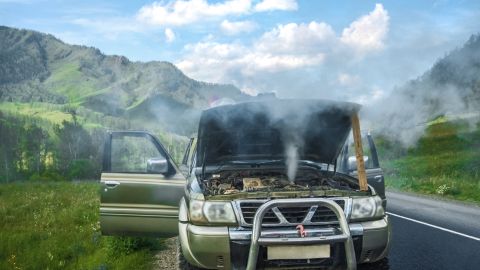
xmin=202 ymin=169 xmax=358 ymax=196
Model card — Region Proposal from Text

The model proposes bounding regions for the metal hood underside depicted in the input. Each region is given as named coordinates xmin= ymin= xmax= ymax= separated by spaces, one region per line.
xmin=197 ymin=99 xmax=361 ymax=166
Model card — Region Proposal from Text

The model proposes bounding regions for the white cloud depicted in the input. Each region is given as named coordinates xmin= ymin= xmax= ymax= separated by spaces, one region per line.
xmin=177 ymin=38 xmax=325 ymax=81
xmin=256 ymin=21 xmax=336 ymax=53
xmin=340 ymin=3 xmax=389 ymax=52
xmin=136 ymin=0 xmax=298 ymax=27
xmin=176 ymin=4 xmax=390 ymax=98
xmin=254 ymin=0 xmax=298 ymax=12
xmin=220 ymin=19 xmax=256 ymax=35
xmin=137 ymin=0 xmax=252 ymax=26
xmin=164 ymin=28 xmax=176 ymax=42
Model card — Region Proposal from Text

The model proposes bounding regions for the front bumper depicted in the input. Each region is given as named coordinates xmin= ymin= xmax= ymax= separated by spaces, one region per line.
xmin=179 ymin=216 xmax=391 ymax=269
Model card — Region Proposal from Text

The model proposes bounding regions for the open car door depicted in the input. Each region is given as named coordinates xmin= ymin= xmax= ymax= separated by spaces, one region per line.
xmin=100 ymin=131 xmax=186 ymax=237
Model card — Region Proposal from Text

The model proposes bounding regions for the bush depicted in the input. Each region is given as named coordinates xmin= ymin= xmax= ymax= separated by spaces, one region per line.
xmin=68 ymin=159 xmax=96 ymax=180
xmin=105 ymin=236 xmax=164 ymax=257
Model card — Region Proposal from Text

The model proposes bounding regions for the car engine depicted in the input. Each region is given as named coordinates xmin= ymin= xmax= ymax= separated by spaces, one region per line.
xmin=202 ymin=169 xmax=357 ymax=196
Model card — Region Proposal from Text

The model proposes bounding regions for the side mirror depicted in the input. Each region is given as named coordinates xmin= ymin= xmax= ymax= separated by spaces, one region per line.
xmin=347 ymin=156 xmax=369 ymax=171
xmin=147 ymin=157 xmax=168 ymax=174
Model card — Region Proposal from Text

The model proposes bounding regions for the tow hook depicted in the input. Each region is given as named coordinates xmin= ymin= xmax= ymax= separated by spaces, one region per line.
xmin=296 ymin=224 xmax=307 ymax=238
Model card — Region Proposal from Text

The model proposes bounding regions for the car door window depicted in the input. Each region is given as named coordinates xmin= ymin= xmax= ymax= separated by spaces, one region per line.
xmin=346 ymin=136 xmax=377 ymax=169
xmin=111 ymin=134 xmax=164 ymax=173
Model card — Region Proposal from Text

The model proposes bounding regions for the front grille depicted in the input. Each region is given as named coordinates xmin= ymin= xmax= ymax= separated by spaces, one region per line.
xmin=240 ymin=202 xmax=279 ymax=224
xmin=280 ymin=206 xmax=311 ymax=223
xmin=238 ymin=199 xmax=346 ymax=226
xmin=311 ymin=200 xmax=345 ymax=223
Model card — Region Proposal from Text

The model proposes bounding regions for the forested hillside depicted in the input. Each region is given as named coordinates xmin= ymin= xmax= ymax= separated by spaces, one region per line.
xmin=0 ymin=26 xmax=247 ymax=134
xmin=0 ymin=26 xmax=248 ymax=182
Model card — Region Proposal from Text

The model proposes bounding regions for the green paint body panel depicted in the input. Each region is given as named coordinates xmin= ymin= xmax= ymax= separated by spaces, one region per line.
xmin=100 ymin=173 xmax=186 ymax=237
xmin=186 ymin=225 xmax=231 ymax=268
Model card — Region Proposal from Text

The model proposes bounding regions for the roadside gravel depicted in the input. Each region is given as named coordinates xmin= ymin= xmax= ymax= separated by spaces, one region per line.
xmin=153 ymin=237 xmax=178 ymax=270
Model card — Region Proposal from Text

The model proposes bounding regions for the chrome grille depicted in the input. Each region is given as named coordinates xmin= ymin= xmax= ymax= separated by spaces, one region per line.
xmin=240 ymin=202 xmax=279 ymax=224
xmin=278 ymin=206 xmax=311 ymax=223
xmin=237 ymin=198 xmax=348 ymax=227
xmin=311 ymin=200 xmax=345 ymax=222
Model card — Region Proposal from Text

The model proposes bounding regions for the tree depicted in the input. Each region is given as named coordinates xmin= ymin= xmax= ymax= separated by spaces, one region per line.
xmin=21 ymin=122 xmax=48 ymax=174
xmin=0 ymin=112 xmax=23 ymax=182
xmin=53 ymin=117 xmax=95 ymax=177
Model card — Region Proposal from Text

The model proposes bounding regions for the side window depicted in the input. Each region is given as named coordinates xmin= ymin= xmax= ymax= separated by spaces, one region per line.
xmin=111 ymin=134 xmax=165 ymax=173
xmin=344 ymin=135 xmax=380 ymax=170
xmin=350 ymin=137 xmax=373 ymax=169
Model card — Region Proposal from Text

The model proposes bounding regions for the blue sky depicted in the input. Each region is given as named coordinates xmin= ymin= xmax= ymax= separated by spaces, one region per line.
xmin=1 ymin=0 xmax=479 ymax=102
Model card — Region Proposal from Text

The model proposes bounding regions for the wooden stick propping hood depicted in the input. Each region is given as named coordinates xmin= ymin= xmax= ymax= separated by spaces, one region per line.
xmin=351 ymin=113 xmax=368 ymax=191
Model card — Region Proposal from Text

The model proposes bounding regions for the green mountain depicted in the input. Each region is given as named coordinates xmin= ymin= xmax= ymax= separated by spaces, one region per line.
xmin=0 ymin=26 xmax=247 ymax=134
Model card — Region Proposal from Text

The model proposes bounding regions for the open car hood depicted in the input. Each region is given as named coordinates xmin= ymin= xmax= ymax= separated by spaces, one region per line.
xmin=197 ymin=99 xmax=360 ymax=167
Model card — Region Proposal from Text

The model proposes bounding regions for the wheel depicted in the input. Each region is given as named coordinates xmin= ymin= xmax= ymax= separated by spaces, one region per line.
xmin=358 ymin=258 xmax=390 ymax=270
xmin=176 ymin=239 xmax=203 ymax=270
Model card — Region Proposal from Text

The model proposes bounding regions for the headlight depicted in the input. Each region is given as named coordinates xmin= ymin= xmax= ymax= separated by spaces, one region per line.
xmin=350 ymin=196 xmax=385 ymax=221
xmin=203 ymin=202 xmax=236 ymax=223
xmin=189 ymin=200 xmax=237 ymax=224
xmin=189 ymin=199 xmax=207 ymax=223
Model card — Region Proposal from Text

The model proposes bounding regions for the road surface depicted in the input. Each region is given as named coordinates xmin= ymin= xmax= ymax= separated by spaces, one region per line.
xmin=385 ymin=190 xmax=480 ymax=270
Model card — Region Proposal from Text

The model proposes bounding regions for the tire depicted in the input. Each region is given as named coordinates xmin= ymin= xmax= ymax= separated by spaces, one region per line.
xmin=176 ymin=239 xmax=203 ymax=270
xmin=358 ymin=258 xmax=390 ymax=270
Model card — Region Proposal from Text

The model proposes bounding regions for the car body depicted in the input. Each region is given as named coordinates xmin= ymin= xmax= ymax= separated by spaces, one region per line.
xmin=100 ymin=99 xmax=391 ymax=269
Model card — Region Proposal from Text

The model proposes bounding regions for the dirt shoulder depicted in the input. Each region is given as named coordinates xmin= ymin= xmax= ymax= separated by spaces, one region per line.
xmin=153 ymin=237 xmax=178 ymax=270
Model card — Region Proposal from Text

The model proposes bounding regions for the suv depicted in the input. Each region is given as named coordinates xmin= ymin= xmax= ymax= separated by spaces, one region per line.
xmin=100 ymin=100 xmax=390 ymax=270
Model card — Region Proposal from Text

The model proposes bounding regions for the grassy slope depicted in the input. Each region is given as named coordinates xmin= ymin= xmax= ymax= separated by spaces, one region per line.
xmin=382 ymin=120 xmax=480 ymax=202
xmin=0 ymin=182 xmax=164 ymax=270
xmin=44 ymin=62 xmax=100 ymax=103
xmin=0 ymin=102 xmax=72 ymax=124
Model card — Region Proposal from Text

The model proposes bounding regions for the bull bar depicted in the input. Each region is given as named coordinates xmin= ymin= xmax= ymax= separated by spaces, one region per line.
xmin=246 ymin=198 xmax=357 ymax=270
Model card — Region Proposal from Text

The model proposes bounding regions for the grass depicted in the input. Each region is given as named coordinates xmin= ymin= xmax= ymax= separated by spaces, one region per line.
xmin=0 ymin=182 xmax=164 ymax=270
xmin=0 ymin=102 xmax=72 ymax=125
xmin=45 ymin=63 xmax=99 ymax=103
xmin=382 ymin=120 xmax=480 ymax=203
xmin=385 ymin=175 xmax=480 ymax=203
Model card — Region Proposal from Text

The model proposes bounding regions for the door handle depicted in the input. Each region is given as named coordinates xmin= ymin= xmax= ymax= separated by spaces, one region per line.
xmin=104 ymin=180 xmax=120 ymax=189
xmin=374 ymin=175 xmax=383 ymax=182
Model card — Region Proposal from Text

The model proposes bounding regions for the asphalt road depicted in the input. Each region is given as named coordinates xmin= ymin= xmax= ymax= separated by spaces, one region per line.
xmin=384 ymin=191 xmax=480 ymax=270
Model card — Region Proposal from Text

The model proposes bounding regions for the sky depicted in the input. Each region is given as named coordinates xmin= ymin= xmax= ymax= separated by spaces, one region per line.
xmin=1 ymin=0 xmax=479 ymax=103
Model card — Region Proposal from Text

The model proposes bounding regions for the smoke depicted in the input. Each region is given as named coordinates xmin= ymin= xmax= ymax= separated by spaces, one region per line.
xmin=363 ymin=83 xmax=474 ymax=147
xmin=278 ymin=114 xmax=306 ymax=183
xmin=264 ymin=103 xmax=309 ymax=183
xmin=362 ymin=35 xmax=480 ymax=147
xmin=199 ymin=100 xmax=357 ymax=182
xmin=285 ymin=143 xmax=299 ymax=182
